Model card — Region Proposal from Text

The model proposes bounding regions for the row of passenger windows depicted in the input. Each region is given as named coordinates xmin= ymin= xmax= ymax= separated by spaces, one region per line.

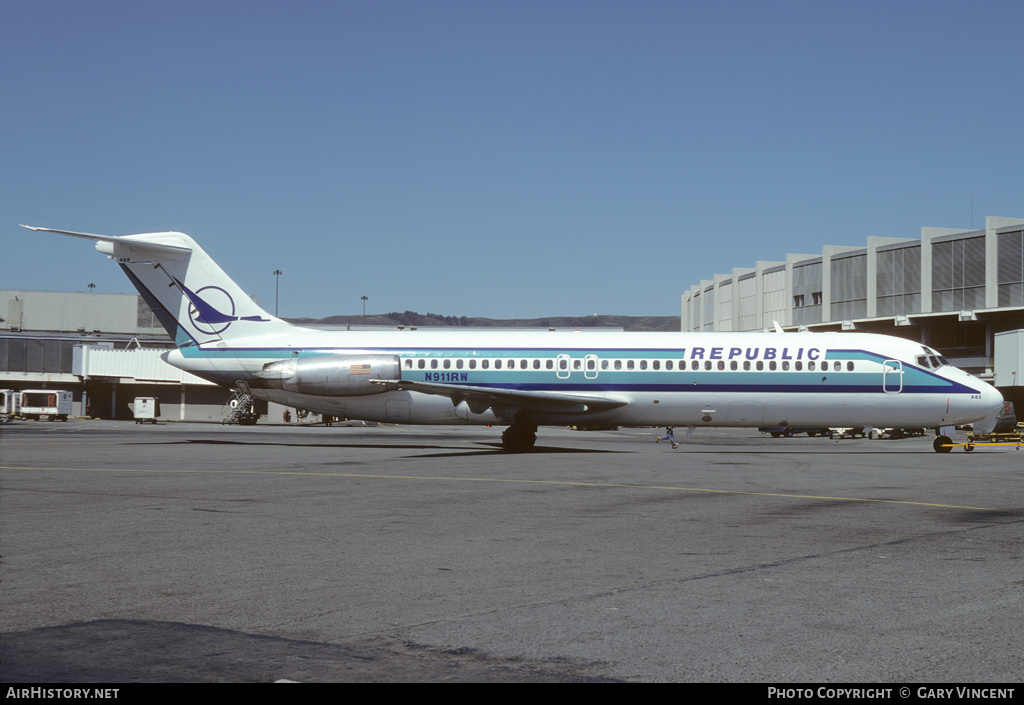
xmin=403 ymin=358 xmax=858 ymax=372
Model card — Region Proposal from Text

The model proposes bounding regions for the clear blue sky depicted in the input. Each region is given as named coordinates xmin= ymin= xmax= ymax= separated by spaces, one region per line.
xmin=3 ymin=0 xmax=1022 ymax=320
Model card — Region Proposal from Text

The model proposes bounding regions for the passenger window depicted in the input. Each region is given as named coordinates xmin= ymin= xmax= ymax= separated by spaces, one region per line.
xmin=692 ymin=360 xmax=700 ymax=371
xmin=601 ymin=360 xmax=609 ymax=370
xmin=559 ymin=359 xmax=567 ymax=370
xmin=431 ymin=359 xmax=438 ymax=369
xmin=717 ymin=361 xmax=725 ymax=370
xmin=614 ymin=360 xmax=622 ymax=370
xmin=847 ymin=361 xmax=854 ymax=371
xmin=666 ymin=360 xmax=673 ymax=370
xmin=704 ymin=361 xmax=712 ymax=371
xmin=653 ymin=360 xmax=660 ymax=370
xmin=417 ymin=359 xmax=425 ymax=369
xmin=627 ymin=360 xmax=635 ymax=370
xmin=730 ymin=361 xmax=738 ymax=371
xmin=821 ymin=361 xmax=829 ymax=371
xmin=405 ymin=359 xmax=412 ymax=368
xmin=795 ymin=361 xmax=802 ymax=371
xmin=456 ymin=359 xmax=464 ymax=369
xmin=495 ymin=360 xmax=503 ymax=369
xmin=756 ymin=361 xmax=764 ymax=371
xmin=573 ymin=359 xmax=582 ymax=370
xmin=769 ymin=361 xmax=777 ymax=371
xmin=546 ymin=359 xmax=553 ymax=369
xmin=533 ymin=359 xmax=541 ymax=370
xmin=640 ymin=360 xmax=648 ymax=370
xmin=469 ymin=360 xmax=477 ymax=369
xmin=520 ymin=359 xmax=528 ymax=370
xmin=743 ymin=361 xmax=751 ymax=371
xmin=808 ymin=361 xmax=815 ymax=371
xmin=782 ymin=361 xmax=789 ymax=371
xmin=482 ymin=360 xmax=490 ymax=369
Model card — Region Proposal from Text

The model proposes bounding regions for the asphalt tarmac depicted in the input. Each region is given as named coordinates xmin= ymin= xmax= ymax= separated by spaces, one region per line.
xmin=1 ymin=420 xmax=1021 ymax=683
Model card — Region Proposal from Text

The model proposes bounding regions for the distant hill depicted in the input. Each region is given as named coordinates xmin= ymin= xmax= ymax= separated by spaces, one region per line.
xmin=284 ymin=310 xmax=680 ymax=332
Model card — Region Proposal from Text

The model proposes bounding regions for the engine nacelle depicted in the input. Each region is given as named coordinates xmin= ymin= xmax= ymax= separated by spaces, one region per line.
xmin=253 ymin=354 xmax=400 ymax=396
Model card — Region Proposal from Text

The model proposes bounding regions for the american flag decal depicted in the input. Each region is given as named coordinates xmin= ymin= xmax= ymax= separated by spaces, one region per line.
xmin=350 ymin=363 xmax=372 ymax=375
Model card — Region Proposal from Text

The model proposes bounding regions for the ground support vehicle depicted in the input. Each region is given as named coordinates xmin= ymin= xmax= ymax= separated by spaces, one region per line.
xmin=133 ymin=397 xmax=160 ymax=424
xmin=934 ymin=423 xmax=1024 ymax=453
xmin=827 ymin=427 xmax=873 ymax=439
xmin=759 ymin=426 xmax=831 ymax=438
xmin=0 ymin=389 xmax=19 ymax=423
xmin=874 ymin=428 xmax=926 ymax=439
xmin=19 ymin=390 xmax=72 ymax=421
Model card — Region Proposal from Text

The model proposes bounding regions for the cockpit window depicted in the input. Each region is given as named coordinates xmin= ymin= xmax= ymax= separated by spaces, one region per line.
xmin=918 ymin=347 xmax=950 ymax=369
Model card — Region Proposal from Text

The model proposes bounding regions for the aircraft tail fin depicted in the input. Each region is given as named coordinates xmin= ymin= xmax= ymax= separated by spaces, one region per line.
xmin=22 ymin=225 xmax=293 ymax=347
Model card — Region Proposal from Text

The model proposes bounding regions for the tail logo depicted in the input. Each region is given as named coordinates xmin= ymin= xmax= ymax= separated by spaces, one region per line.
xmin=176 ymin=279 xmax=270 ymax=335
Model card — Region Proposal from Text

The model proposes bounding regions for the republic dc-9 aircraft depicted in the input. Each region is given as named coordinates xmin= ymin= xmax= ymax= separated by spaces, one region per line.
xmin=24 ymin=225 xmax=1004 ymax=453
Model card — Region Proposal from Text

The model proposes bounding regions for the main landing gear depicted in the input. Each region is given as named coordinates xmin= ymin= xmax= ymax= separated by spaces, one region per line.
xmin=501 ymin=413 xmax=537 ymax=452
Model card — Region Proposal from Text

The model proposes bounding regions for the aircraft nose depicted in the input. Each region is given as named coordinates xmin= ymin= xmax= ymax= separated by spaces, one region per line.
xmin=983 ymin=381 xmax=1004 ymax=413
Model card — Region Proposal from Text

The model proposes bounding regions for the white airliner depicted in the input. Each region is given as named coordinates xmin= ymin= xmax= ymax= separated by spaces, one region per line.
xmin=24 ymin=226 xmax=1004 ymax=452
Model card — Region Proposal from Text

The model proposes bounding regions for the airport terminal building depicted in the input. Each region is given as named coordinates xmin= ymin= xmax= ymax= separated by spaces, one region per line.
xmin=0 ymin=289 xmax=229 ymax=421
xmin=681 ymin=215 xmax=1024 ymax=410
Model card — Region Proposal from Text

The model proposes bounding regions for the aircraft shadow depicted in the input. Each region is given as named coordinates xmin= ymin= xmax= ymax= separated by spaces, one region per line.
xmin=173 ymin=439 xmax=625 ymax=457
xmin=1 ymin=619 xmax=611 ymax=683
xmin=128 ymin=438 xmax=1009 ymax=456
xmin=404 ymin=443 xmax=627 ymax=458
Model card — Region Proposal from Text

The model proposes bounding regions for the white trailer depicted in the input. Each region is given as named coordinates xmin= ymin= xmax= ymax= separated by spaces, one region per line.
xmin=994 ymin=329 xmax=1023 ymax=388
xmin=19 ymin=389 xmax=73 ymax=421
xmin=133 ymin=397 xmax=160 ymax=424
xmin=0 ymin=389 xmax=20 ymax=423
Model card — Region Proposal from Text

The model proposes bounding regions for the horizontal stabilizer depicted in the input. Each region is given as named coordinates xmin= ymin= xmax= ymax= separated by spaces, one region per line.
xmin=20 ymin=225 xmax=193 ymax=259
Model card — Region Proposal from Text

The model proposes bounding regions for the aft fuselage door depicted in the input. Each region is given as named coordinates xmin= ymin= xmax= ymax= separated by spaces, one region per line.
xmin=584 ymin=354 xmax=599 ymax=379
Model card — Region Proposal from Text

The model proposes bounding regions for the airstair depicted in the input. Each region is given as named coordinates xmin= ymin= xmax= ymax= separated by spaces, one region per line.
xmin=222 ymin=390 xmax=260 ymax=425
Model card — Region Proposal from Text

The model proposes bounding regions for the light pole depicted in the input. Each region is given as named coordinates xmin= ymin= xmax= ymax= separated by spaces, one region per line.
xmin=273 ymin=269 xmax=283 ymax=316
xmin=361 ymin=295 xmax=368 ymax=324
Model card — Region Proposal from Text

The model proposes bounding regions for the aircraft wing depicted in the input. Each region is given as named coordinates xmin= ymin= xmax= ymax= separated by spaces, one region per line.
xmin=369 ymin=379 xmax=628 ymax=415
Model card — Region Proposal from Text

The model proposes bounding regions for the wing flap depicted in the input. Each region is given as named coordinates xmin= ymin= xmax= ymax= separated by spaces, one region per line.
xmin=370 ymin=379 xmax=628 ymax=414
